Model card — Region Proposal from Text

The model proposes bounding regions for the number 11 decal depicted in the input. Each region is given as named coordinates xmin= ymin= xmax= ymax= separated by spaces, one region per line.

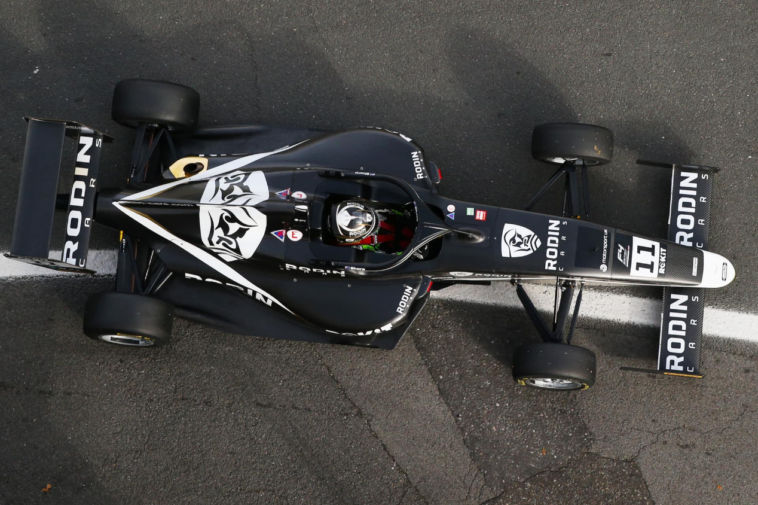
xmin=630 ymin=237 xmax=660 ymax=278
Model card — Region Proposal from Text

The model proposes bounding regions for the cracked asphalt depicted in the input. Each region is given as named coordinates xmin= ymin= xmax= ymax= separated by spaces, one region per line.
xmin=2 ymin=1 xmax=758 ymax=504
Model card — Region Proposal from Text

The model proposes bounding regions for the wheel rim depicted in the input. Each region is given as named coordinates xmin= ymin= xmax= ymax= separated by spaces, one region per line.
xmin=524 ymin=377 xmax=584 ymax=390
xmin=543 ymin=157 xmax=601 ymax=166
xmin=98 ymin=334 xmax=155 ymax=347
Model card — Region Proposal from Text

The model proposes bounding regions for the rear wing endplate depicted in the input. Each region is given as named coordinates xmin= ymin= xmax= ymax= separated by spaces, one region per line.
xmin=4 ymin=117 xmax=112 ymax=274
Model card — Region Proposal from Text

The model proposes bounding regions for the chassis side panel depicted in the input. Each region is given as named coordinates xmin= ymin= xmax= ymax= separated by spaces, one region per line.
xmin=156 ymin=274 xmax=432 ymax=349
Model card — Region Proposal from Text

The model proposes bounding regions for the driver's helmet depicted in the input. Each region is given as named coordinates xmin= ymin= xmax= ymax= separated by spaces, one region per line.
xmin=330 ymin=199 xmax=378 ymax=241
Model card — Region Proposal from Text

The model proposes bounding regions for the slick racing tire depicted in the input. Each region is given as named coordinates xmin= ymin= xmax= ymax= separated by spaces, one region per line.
xmin=512 ymin=342 xmax=596 ymax=390
xmin=112 ymin=79 xmax=200 ymax=130
xmin=532 ymin=123 xmax=613 ymax=166
xmin=84 ymin=293 xmax=174 ymax=347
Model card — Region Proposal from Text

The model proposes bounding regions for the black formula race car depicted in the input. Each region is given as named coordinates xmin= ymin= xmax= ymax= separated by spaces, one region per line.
xmin=6 ymin=79 xmax=735 ymax=390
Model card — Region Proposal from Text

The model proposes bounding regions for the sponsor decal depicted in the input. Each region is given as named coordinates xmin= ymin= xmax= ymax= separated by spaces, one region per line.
xmin=284 ymin=263 xmax=345 ymax=277
xmin=292 ymin=191 xmax=307 ymax=200
xmin=63 ymin=133 xmax=98 ymax=266
xmin=201 ymin=170 xmax=269 ymax=206
xmin=659 ymin=245 xmax=668 ymax=275
xmin=185 ymin=273 xmax=276 ymax=308
xmin=600 ymin=228 xmax=609 ymax=272
xmin=475 ymin=210 xmax=487 ymax=221
xmin=411 ymin=151 xmax=427 ymax=180
xmin=672 ymin=171 xmax=703 ymax=248
xmin=662 ymin=293 xmax=696 ymax=372
xmin=200 ymin=206 xmax=267 ymax=262
xmin=287 ymin=229 xmax=303 ymax=242
xmin=447 ymin=212 xmax=455 ymax=220
xmin=692 ymin=257 xmax=699 ymax=276
xmin=396 ymin=285 xmax=415 ymax=315
xmin=326 ymin=323 xmax=394 ymax=337
xmin=466 ymin=208 xmax=474 ymax=216
xmin=575 ymin=226 xmax=610 ymax=273
xmin=501 ymin=224 xmax=542 ymax=258
xmin=271 ymin=229 xmax=286 ymax=242
xmin=629 ymin=236 xmax=660 ymax=278
xmin=276 ymin=188 xmax=291 ymax=199
xmin=617 ymin=243 xmax=630 ymax=267
xmin=295 ymin=204 xmax=308 ymax=212
xmin=441 ymin=272 xmax=512 ymax=280
xmin=544 ymin=219 xmax=564 ymax=271
xmin=447 ymin=204 xmax=455 ymax=212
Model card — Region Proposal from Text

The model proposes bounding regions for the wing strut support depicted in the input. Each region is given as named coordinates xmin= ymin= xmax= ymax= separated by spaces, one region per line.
xmin=524 ymin=160 xmax=591 ymax=220
xmin=512 ymin=280 xmax=584 ymax=344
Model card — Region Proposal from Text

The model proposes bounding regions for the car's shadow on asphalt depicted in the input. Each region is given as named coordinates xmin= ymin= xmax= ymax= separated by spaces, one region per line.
xmin=0 ymin=277 xmax=118 ymax=504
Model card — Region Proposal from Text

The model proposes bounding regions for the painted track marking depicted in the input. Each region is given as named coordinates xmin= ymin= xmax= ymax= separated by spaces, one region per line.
xmin=1 ymin=250 xmax=754 ymax=342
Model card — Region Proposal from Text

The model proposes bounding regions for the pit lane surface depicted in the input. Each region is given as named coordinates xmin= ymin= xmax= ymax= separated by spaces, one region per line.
xmin=1 ymin=1 xmax=758 ymax=504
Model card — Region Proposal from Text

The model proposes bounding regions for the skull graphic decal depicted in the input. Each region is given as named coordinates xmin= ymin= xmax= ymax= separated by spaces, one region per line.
xmin=199 ymin=170 xmax=269 ymax=262
xmin=200 ymin=206 xmax=267 ymax=262
xmin=501 ymin=223 xmax=542 ymax=258
xmin=201 ymin=170 xmax=269 ymax=206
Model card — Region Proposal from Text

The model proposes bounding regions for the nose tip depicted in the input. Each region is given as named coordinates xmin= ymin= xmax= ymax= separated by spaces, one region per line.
xmin=724 ymin=257 xmax=736 ymax=285
xmin=698 ymin=251 xmax=735 ymax=288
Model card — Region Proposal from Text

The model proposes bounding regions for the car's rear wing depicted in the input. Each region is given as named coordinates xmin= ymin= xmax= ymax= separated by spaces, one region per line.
xmin=624 ymin=160 xmax=719 ymax=378
xmin=4 ymin=117 xmax=112 ymax=274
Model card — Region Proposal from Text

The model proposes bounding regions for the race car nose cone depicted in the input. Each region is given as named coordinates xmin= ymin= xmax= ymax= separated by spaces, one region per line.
xmin=698 ymin=250 xmax=735 ymax=288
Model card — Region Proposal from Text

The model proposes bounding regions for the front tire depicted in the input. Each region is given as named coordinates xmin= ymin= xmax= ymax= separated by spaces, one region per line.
xmin=84 ymin=293 xmax=174 ymax=347
xmin=112 ymin=79 xmax=200 ymax=130
xmin=532 ymin=123 xmax=613 ymax=166
xmin=512 ymin=342 xmax=596 ymax=390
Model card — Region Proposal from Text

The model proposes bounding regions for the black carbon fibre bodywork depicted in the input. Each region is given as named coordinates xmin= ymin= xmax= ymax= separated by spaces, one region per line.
xmin=7 ymin=121 xmax=733 ymax=351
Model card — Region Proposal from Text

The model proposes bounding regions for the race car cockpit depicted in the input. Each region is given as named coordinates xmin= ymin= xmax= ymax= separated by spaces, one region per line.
xmin=327 ymin=198 xmax=416 ymax=254
xmin=306 ymin=170 xmax=470 ymax=273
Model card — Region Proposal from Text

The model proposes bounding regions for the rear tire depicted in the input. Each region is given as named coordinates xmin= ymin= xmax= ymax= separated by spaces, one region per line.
xmin=532 ymin=123 xmax=613 ymax=166
xmin=512 ymin=342 xmax=596 ymax=390
xmin=112 ymin=79 xmax=200 ymax=130
xmin=83 ymin=293 xmax=173 ymax=347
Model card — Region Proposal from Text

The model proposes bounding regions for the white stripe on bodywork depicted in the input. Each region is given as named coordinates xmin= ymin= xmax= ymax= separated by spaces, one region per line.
xmin=123 ymin=141 xmax=306 ymax=202
xmin=112 ymin=202 xmax=293 ymax=314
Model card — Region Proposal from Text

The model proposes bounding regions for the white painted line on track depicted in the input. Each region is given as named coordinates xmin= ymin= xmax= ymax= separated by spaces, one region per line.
xmin=2 ymin=250 xmax=755 ymax=343
xmin=0 ymin=250 xmax=118 ymax=277
xmin=433 ymin=283 xmax=757 ymax=343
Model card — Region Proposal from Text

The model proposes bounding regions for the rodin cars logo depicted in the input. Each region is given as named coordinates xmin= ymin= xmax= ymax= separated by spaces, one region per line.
xmin=63 ymin=133 xmax=97 ymax=267
xmin=410 ymin=151 xmax=427 ymax=180
xmin=501 ymin=224 xmax=542 ymax=258
xmin=396 ymin=285 xmax=415 ymax=314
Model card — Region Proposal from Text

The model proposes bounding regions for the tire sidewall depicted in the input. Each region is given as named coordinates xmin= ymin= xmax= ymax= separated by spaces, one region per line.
xmin=84 ymin=293 xmax=173 ymax=347
xmin=532 ymin=123 xmax=613 ymax=166
xmin=112 ymin=79 xmax=200 ymax=131
xmin=512 ymin=342 xmax=597 ymax=390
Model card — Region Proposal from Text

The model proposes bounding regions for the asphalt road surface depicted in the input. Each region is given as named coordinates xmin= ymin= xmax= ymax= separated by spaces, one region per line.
xmin=1 ymin=1 xmax=757 ymax=504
